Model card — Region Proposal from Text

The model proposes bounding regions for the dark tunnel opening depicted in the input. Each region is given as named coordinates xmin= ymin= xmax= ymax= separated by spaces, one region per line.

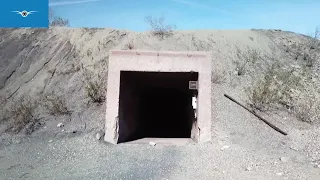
xmin=118 ymin=71 xmax=198 ymax=143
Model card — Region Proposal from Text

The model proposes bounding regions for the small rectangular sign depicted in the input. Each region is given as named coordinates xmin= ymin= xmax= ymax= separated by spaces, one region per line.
xmin=0 ymin=0 xmax=49 ymax=28
xmin=189 ymin=81 xmax=198 ymax=90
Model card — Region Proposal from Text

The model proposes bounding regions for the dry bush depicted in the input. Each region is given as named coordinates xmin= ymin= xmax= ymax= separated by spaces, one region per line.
xmin=294 ymin=96 xmax=320 ymax=123
xmin=247 ymin=62 xmax=302 ymax=111
xmin=41 ymin=93 xmax=71 ymax=115
xmin=49 ymin=8 xmax=70 ymax=27
xmin=288 ymin=27 xmax=320 ymax=67
xmin=123 ymin=40 xmax=135 ymax=50
xmin=306 ymin=27 xmax=320 ymax=50
xmin=191 ymin=35 xmax=213 ymax=51
xmin=80 ymin=65 xmax=106 ymax=105
xmin=0 ymin=96 xmax=8 ymax=122
xmin=87 ymin=49 xmax=92 ymax=57
xmin=212 ymin=70 xmax=226 ymax=84
xmin=6 ymin=96 xmax=37 ymax=133
xmin=145 ymin=16 xmax=176 ymax=39
xmin=233 ymin=47 xmax=261 ymax=76
xmin=0 ymin=95 xmax=6 ymax=111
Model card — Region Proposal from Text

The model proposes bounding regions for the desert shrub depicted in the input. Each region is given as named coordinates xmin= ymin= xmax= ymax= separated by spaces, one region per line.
xmin=294 ymin=96 xmax=320 ymax=123
xmin=49 ymin=8 xmax=70 ymax=27
xmin=41 ymin=93 xmax=70 ymax=115
xmin=212 ymin=70 xmax=226 ymax=84
xmin=50 ymin=17 xmax=70 ymax=27
xmin=288 ymin=27 xmax=320 ymax=67
xmin=191 ymin=35 xmax=213 ymax=51
xmin=306 ymin=27 xmax=320 ymax=50
xmin=233 ymin=47 xmax=261 ymax=76
xmin=0 ymin=95 xmax=6 ymax=112
xmin=6 ymin=96 xmax=37 ymax=133
xmin=0 ymin=95 xmax=8 ymax=122
xmin=145 ymin=16 xmax=176 ymax=39
xmin=247 ymin=62 xmax=302 ymax=111
xmin=81 ymin=66 xmax=106 ymax=105
xmin=123 ymin=40 xmax=135 ymax=50
xmin=87 ymin=49 xmax=92 ymax=57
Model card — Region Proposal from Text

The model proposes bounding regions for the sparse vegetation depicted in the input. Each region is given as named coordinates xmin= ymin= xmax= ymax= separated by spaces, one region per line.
xmin=145 ymin=16 xmax=176 ymax=39
xmin=80 ymin=65 xmax=106 ymax=105
xmin=123 ymin=40 xmax=135 ymax=50
xmin=294 ymin=96 xmax=320 ymax=123
xmin=87 ymin=49 xmax=92 ymax=57
xmin=41 ymin=93 xmax=71 ymax=116
xmin=0 ymin=95 xmax=6 ymax=111
xmin=49 ymin=8 xmax=70 ymax=27
xmin=287 ymin=27 xmax=320 ymax=67
xmin=233 ymin=47 xmax=261 ymax=76
xmin=0 ymin=95 xmax=8 ymax=122
xmin=247 ymin=62 xmax=302 ymax=111
xmin=191 ymin=35 xmax=213 ymax=51
xmin=6 ymin=96 xmax=37 ymax=134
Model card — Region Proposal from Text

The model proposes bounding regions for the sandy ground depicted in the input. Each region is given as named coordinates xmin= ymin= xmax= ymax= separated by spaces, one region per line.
xmin=0 ymin=126 xmax=319 ymax=180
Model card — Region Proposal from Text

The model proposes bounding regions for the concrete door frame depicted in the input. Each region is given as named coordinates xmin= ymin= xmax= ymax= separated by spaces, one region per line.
xmin=104 ymin=50 xmax=212 ymax=144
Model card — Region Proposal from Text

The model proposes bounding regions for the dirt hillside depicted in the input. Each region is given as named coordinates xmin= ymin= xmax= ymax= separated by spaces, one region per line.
xmin=0 ymin=27 xmax=320 ymax=179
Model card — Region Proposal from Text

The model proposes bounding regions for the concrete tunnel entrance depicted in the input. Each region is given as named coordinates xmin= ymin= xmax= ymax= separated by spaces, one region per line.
xmin=118 ymin=71 xmax=198 ymax=143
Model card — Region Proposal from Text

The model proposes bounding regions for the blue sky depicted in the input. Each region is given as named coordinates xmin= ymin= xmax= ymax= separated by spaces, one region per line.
xmin=49 ymin=0 xmax=320 ymax=34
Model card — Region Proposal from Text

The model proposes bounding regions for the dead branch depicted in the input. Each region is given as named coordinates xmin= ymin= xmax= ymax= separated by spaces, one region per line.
xmin=224 ymin=94 xmax=288 ymax=135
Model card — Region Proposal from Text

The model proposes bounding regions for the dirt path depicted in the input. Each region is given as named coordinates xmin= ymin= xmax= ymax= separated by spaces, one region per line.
xmin=0 ymin=131 xmax=319 ymax=180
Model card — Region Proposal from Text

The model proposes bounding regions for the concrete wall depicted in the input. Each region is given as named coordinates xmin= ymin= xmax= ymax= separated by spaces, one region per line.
xmin=105 ymin=50 xmax=212 ymax=144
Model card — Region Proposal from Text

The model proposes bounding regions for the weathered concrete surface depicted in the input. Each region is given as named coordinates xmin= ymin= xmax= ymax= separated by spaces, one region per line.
xmin=105 ymin=50 xmax=212 ymax=144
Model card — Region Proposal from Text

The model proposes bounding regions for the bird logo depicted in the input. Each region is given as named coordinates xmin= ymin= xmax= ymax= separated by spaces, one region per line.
xmin=12 ymin=10 xmax=37 ymax=17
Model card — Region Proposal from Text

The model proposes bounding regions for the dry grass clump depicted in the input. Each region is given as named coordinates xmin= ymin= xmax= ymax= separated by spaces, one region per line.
xmin=5 ymin=96 xmax=37 ymax=133
xmin=123 ymin=40 xmax=135 ymax=50
xmin=233 ymin=47 xmax=261 ymax=76
xmin=0 ymin=95 xmax=8 ymax=122
xmin=41 ymin=93 xmax=71 ymax=115
xmin=294 ymin=96 xmax=320 ymax=123
xmin=80 ymin=65 xmax=106 ymax=105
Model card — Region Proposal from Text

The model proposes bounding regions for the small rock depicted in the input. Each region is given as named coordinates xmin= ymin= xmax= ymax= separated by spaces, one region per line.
xmin=280 ymin=157 xmax=289 ymax=162
xmin=314 ymin=164 xmax=320 ymax=168
xmin=96 ymin=133 xmax=102 ymax=140
xmin=149 ymin=142 xmax=156 ymax=146
xmin=48 ymin=140 xmax=53 ymax=143
xmin=290 ymin=147 xmax=298 ymax=151
xmin=57 ymin=123 xmax=64 ymax=128
xmin=96 ymin=131 xmax=105 ymax=140
xmin=12 ymin=139 xmax=21 ymax=144
xmin=245 ymin=166 xmax=252 ymax=171
xmin=220 ymin=145 xmax=230 ymax=151
xmin=276 ymin=172 xmax=283 ymax=176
